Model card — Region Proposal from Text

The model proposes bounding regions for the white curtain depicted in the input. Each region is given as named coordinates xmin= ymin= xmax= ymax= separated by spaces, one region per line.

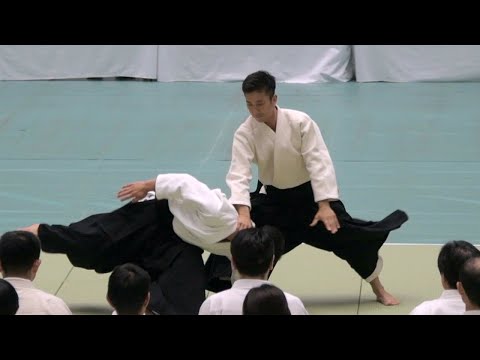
xmin=354 ymin=45 xmax=480 ymax=82
xmin=0 ymin=45 xmax=158 ymax=80
xmin=156 ymin=45 xmax=353 ymax=83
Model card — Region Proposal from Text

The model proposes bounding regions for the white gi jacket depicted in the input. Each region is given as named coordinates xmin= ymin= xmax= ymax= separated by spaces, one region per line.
xmin=154 ymin=174 xmax=238 ymax=258
xmin=227 ymin=106 xmax=339 ymax=208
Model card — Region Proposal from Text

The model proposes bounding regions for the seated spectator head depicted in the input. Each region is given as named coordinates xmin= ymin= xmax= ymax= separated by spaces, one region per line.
xmin=457 ymin=256 xmax=480 ymax=310
xmin=0 ymin=231 xmax=41 ymax=280
xmin=231 ymin=225 xmax=284 ymax=279
xmin=0 ymin=278 xmax=19 ymax=315
xmin=243 ymin=283 xmax=291 ymax=315
xmin=107 ymin=263 xmax=151 ymax=315
xmin=437 ymin=240 xmax=480 ymax=289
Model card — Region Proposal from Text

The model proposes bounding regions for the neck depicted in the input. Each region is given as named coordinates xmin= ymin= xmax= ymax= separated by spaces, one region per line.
xmin=265 ymin=107 xmax=277 ymax=131
xmin=5 ymin=272 xmax=33 ymax=281
xmin=465 ymin=302 xmax=480 ymax=311
xmin=440 ymin=275 xmax=452 ymax=290
xmin=237 ymin=273 xmax=269 ymax=281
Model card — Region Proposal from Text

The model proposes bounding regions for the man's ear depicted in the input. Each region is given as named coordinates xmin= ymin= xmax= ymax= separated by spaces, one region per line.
xmin=106 ymin=294 xmax=114 ymax=309
xmin=144 ymin=292 xmax=151 ymax=308
xmin=32 ymin=258 xmax=41 ymax=272
xmin=457 ymin=281 xmax=465 ymax=296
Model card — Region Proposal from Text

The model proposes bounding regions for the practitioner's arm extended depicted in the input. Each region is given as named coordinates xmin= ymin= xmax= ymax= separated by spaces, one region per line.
xmin=117 ymin=179 xmax=156 ymax=202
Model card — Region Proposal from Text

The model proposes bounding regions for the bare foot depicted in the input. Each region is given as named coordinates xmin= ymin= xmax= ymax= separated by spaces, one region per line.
xmin=369 ymin=276 xmax=400 ymax=306
xmin=376 ymin=290 xmax=400 ymax=306
xmin=19 ymin=224 xmax=40 ymax=236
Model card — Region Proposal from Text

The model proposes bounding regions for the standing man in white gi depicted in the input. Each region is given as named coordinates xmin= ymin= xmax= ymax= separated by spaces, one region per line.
xmin=225 ymin=70 xmax=408 ymax=306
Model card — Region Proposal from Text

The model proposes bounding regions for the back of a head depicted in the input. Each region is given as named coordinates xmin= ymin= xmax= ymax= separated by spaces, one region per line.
xmin=0 ymin=231 xmax=41 ymax=276
xmin=242 ymin=70 xmax=276 ymax=98
xmin=459 ymin=256 xmax=480 ymax=307
xmin=243 ymin=284 xmax=291 ymax=315
xmin=231 ymin=225 xmax=283 ymax=277
xmin=437 ymin=240 xmax=480 ymax=289
xmin=0 ymin=278 xmax=19 ymax=315
xmin=107 ymin=263 xmax=151 ymax=315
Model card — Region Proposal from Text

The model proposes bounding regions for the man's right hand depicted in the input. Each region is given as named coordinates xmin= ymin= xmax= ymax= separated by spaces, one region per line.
xmin=237 ymin=213 xmax=253 ymax=230
xmin=235 ymin=205 xmax=253 ymax=230
xmin=117 ymin=179 xmax=155 ymax=202
xmin=309 ymin=200 xmax=340 ymax=234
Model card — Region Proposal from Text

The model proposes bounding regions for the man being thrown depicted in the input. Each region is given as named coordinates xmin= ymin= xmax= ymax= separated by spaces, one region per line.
xmin=21 ymin=173 xmax=239 ymax=315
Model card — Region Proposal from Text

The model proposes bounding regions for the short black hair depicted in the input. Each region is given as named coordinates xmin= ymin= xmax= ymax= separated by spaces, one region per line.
xmin=243 ymin=283 xmax=291 ymax=315
xmin=231 ymin=225 xmax=284 ymax=277
xmin=0 ymin=231 xmax=41 ymax=274
xmin=242 ymin=70 xmax=276 ymax=98
xmin=107 ymin=263 xmax=151 ymax=315
xmin=0 ymin=279 xmax=19 ymax=315
xmin=459 ymin=256 xmax=480 ymax=307
xmin=437 ymin=240 xmax=480 ymax=288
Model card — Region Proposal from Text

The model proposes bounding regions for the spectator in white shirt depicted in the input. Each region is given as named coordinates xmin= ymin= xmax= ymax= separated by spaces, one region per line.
xmin=410 ymin=240 xmax=480 ymax=315
xmin=0 ymin=230 xmax=72 ymax=315
xmin=199 ymin=225 xmax=308 ymax=315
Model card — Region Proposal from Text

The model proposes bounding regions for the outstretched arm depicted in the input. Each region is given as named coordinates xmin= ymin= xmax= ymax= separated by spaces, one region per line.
xmin=301 ymin=117 xmax=340 ymax=234
xmin=119 ymin=173 xmax=233 ymax=217
xmin=227 ymin=127 xmax=255 ymax=230
xmin=234 ymin=204 xmax=253 ymax=231
xmin=117 ymin=179 xmax=156 ymax=202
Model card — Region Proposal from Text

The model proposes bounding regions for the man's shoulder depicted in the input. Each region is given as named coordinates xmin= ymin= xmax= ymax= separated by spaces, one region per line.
xmin=236 ymin=116 xmax=254 ymax=128
xmin=234 ymin=118 xmax=255 ymax=138
xmin=28 ymin=289 xmax=72 ymax=313
xmin=281 ymin=108 xmax=313 ymax=123
xmin=409 ymin=298 xmax=439 ymax=315
xmin=44 ymin=292 xmax=70 ymax=306
xmin=283 ymin=291 xmax=305 ymax=303
xmin=36 ymin=288 xmax=68 ymax=304
xmin=206 ymin=289 xmax=233 ymax=301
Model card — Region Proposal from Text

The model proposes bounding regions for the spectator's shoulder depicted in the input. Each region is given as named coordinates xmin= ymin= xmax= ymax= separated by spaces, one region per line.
xmin=409 ymin=300 xmax=433 ymax=315
xmin=284 ymin=291 xmax=305 ymax=305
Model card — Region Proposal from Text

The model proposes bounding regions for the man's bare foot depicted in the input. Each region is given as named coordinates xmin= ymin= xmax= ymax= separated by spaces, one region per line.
xmin=18 ymin=224 xmax=40 ymax=236
xmin=369 ymin=276 xmax=400 ymax=306
xmin=376 ymin=290 xmax=400 ymax=306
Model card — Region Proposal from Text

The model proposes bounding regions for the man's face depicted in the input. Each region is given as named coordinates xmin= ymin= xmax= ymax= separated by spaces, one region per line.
xmin=244 ymin=90 xmax=277 ymax=123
